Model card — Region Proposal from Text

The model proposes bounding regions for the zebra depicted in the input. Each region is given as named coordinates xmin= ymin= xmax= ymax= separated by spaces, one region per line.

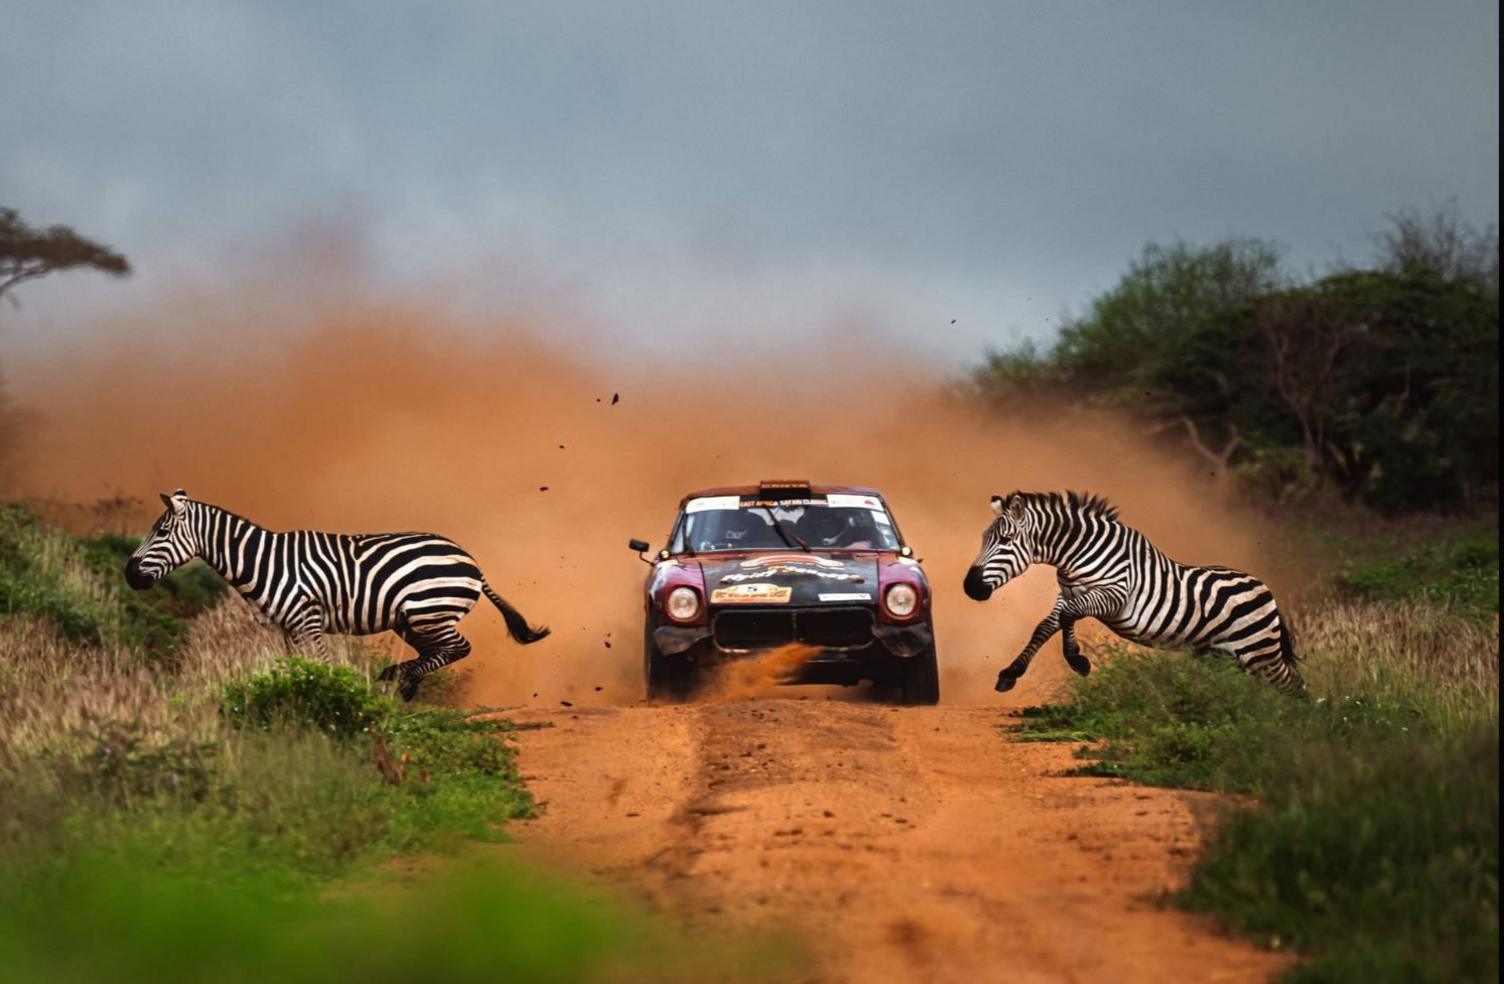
xmin=963 ymin=491 xmax=1303 ymax=692
xmin=125 ymin=490 xmax=550 ymax=700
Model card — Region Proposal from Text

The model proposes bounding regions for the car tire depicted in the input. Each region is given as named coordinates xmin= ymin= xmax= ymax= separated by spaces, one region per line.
xmin=899 ymin=645 xmax=940 ymax=705
xmin=645 ymin=628 xmax=696 ymax=701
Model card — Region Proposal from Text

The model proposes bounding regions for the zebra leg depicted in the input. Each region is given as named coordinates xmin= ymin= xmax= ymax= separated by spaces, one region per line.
xmin=1061 ymin=618 xmax=1091 ymax=677
xmin=379 ymin=616 xmax=424 ymax=683
xmin=386 ymin=624 xmax=472 ymax=702
xmin=997 ymin=605 xmax=1065 ymax=692
xmin=286 ymin=607 xmax=329 ymax=657
xmin=998 ymin=587 xmax=1126 ymax=692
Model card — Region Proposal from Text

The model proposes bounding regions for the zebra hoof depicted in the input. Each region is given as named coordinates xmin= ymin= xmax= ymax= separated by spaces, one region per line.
xmin=1065 ymin=652 xmax=1091 ymax=677
xmin=995 ymin=672 xmax=1019 ymax=693
xmin=399 ymin=677 xmax=421 ymax=702
xmin=378 ymin=664 xmax=401 ymax=682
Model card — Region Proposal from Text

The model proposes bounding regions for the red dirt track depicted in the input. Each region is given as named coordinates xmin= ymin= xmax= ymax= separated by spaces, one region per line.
xmin=506 ymin=697 xmax=1292 ymax=983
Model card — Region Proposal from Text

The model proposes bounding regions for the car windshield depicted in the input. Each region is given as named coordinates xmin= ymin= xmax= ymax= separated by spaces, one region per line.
xmin=674 ymin=495 xmax=901 ymax=553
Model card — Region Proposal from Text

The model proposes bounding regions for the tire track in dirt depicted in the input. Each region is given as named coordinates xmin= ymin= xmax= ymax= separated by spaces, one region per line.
xmin=504 ymin=700 xmax=1292 ymax=983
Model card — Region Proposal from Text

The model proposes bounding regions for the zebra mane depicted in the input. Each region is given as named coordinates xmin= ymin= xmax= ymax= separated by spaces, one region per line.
xmin=1065 ymin=489 xmax=1120 ymax=522
xmin=182 ymin=498 xmax=264 ymax=530
xmin=1011 ymin=489 xmax=1121 ymax=523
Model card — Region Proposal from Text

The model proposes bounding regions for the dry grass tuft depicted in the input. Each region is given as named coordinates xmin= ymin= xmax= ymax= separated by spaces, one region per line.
xmin=1298 ymin=597 xmax=1499 ymax=722
xmin=0 ymin=601 xmax=375 ymax=766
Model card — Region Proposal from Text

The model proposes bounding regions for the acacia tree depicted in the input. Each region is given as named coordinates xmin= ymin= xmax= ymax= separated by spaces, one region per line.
xmin=0 ymin=207 xmax=130 ymax=307
xmin=1375 ymin=199 xmax=1499 ymax=294
xmin=1 ymin=208 xmax=130 ymax=493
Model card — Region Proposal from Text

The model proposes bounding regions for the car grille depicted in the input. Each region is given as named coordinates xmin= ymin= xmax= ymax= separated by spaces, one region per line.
xmin=712 ymin=607 xmax=875 ymax=651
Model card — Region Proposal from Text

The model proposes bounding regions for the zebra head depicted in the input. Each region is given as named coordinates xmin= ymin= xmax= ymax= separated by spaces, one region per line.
xmin=963 ymin=493 xmax=1035 ymax=601
xmin=125 ymin=490 xmax=197 ymax=590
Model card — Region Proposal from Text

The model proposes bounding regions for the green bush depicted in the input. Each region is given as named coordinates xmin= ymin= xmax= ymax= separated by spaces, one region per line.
xmin=1341 ymin=533 xmax=1500 ymax=621
xmin=221 ymin=658 xmax=390 ymax=738
xmin=968 ymin=238 xmax=1501 ymax=513
xmin=0 ymin=504 xmax=226 ymax=662
xmin=62 ymin=720 xmax=218 ymax=806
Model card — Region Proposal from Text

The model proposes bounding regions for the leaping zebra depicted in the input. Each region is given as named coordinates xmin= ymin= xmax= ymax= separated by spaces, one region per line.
xmin=963 ymin=491 xmax=1303 ymax=692
xmin=125 ymin=490 xmax=550 ymax=700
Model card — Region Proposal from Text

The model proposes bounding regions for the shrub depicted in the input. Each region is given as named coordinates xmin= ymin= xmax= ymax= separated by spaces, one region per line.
xmin=63 ymin=719 xmax=218 ymax=806
xmin=1340 ymin=533 xmax=1499 ymax=621
xmin=0 ymin=504 xmax=226 ymax=662
xmin=220 ymin=658 xmax=389 ymax=738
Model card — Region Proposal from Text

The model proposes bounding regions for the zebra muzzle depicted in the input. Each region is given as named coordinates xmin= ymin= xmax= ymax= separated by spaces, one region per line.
xmin=124 ymin=559 xmax=154 ymax=591
xmin=963 ymin=569 xmax=994 ymax=601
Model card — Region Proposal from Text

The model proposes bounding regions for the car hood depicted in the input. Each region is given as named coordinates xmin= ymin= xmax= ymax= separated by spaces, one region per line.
xmin=696 ymin=552 xmax=881 ymax=607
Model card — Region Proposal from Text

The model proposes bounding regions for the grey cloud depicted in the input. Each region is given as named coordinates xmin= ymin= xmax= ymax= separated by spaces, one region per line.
xmin=2 ymin=0 xmax=1497 ymax=358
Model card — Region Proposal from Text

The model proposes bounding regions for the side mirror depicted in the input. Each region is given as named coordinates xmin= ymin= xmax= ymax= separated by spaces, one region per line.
xmin=628 ymin=538 xmax=651 ymax=553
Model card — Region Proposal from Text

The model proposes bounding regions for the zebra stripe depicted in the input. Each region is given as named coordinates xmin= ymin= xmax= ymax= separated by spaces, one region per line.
xmin=963 ymin=490 xmax=1303 ymax=692
xmin=125 ymin=490 xmax=549 ymax=700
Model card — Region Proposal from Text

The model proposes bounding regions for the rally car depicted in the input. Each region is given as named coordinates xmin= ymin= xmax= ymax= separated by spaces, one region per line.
xmin=627 ymin=481 xmax=938 ymax=704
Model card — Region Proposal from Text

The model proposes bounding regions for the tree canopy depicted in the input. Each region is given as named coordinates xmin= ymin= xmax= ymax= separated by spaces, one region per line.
xmin=0 ymin=207 xmax=130 ymax=306
xmin=973 ymin=212 xmax=1500 ymax=515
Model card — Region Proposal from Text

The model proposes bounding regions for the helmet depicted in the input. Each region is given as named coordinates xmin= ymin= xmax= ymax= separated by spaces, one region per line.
xmin=796 ymin=508 xmax=846 ymax=546
xmin=718 ymin=509 xmax=765 ymax=544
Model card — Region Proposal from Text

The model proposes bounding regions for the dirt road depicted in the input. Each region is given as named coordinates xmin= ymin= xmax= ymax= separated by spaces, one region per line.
xmin=504 ymin=698 xmax=1291 ymax=983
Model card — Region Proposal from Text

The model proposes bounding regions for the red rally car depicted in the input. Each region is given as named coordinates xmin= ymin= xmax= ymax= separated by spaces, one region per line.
xmin=627 ymin=481 xmax=939 ymax=704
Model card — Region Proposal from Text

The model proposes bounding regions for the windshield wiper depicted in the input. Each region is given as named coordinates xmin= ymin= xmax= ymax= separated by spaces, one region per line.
xmin=763 ymin=510 xmax=811 ymax=551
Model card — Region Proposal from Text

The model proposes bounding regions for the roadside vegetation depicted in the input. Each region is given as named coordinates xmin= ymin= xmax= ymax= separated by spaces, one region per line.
xmin=971 ymin=203 xmax=1498 ymax=517
xmin=1017 ymin=526 xmax=1500 ymax=982
xmin=0 ymin=511 xmax=773 ymax=982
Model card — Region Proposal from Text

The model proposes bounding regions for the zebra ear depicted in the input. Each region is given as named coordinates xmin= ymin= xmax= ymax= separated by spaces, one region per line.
xmin=1008 ymin=494 xmax=1027 ymax=522
xmin=990 ymin=495 xmax=1006 ymax=517
xmin=161 ymin=490 xmax=187 ymax=516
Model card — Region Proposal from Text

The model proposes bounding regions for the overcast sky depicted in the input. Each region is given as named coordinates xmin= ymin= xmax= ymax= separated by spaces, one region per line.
xmin=3 ymin=0 xmax=1498 ymax=363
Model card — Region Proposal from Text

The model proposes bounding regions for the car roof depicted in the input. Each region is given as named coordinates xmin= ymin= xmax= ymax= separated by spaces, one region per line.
xmin=678 ymin=482 xmax=886 ymax=506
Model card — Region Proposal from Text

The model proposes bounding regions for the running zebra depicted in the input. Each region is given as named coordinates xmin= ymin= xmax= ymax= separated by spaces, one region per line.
xmin=125 ymin=490 xmax=549 ymax=700
xmin=963 ymin=491 xmax=1303 ymax=692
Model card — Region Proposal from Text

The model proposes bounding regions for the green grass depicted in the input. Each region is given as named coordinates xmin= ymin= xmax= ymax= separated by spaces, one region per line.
xmin=0 ymin=846 xmax=719 ymax=984
xmin=0 ymin=658 xmax=771 ymax=982
xmin=1339 ymin=532 xmax=1499 ymax=622
xmin=0 ymin=503 xmax=224 ymax=661
xmin=1016 ymin=593 xmax=1499 ymax=980
xmin=1185 ymin=721 xmax=1498 ymax=983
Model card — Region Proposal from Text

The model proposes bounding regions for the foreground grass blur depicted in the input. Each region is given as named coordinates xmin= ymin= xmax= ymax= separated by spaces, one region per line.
xmin=0 ymin=510 xmax=777 ymax=983
xmin=1017 ymin=529 xmax=1500 ymax=981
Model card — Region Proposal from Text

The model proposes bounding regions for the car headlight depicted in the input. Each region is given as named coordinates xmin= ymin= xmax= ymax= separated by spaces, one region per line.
xmin=666 ymin=586 xmax=701 ymax=622
xmin=884 ymin=583 xmax=919 ymax=618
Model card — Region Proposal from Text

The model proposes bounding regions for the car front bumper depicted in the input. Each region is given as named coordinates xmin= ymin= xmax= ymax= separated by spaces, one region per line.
xmin=653 ymin=608 xmax=932 ymax=661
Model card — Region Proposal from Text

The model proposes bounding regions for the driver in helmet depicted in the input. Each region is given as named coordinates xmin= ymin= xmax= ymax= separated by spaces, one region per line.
xmin=796 ymin=508 xmax=872 ymax=549
xmin=716 ymin=509 xmax=768 ymax=549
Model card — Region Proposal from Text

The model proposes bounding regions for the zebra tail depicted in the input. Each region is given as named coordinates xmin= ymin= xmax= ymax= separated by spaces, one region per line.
xmin=1278 ymin=612 xmax=1301 ymax=666
xmin=1275 ymin=610 xmax=1309 ymax=693
xmin=481 ymin=581 xmax=552 ymax=644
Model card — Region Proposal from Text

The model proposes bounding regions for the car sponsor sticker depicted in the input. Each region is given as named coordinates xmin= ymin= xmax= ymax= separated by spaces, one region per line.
xmin=722 ymin=565 xmax=864 ymax=583
xmin=710 ymin=583 xmax=793 ymax=605
xmin=818 ymin=592 xmax=872 ymax=602
xmin=685 ymin=495 xmax=743 ymax=513
xmin=740 ymin=554 xmax=845 ymax=568
xmin=826 ymin=493 xmax=884 ymax=510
